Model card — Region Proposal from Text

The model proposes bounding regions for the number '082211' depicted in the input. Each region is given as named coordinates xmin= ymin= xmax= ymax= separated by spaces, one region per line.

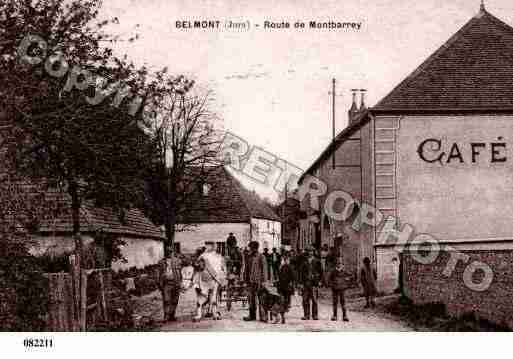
xmin=23 ymin=338 xmax=53 ymax=348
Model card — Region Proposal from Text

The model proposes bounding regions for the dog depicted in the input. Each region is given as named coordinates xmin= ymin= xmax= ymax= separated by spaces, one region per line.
xmin=258 ymin=285 xmax=286 ymax=324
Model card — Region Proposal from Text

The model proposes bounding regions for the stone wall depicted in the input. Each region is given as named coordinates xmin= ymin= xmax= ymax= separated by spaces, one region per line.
xmin=403 ymin=249 xmax=513 ymax=328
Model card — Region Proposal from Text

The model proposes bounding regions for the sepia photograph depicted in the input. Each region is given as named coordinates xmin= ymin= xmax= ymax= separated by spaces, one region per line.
xmin=1 ymin=0 xmax=513 ymax=350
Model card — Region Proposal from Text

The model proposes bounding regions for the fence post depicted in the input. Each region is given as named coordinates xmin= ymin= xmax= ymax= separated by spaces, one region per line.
xmin=80 ymin=270 xmax=87 ymax=331
xmin=98 ymin=270 xmax=109 ymax=323
xmin=69 ymin=255 xmax=79 ymax=331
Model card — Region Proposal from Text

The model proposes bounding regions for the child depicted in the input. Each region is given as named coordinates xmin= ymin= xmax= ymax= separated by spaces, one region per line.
xmin=277 ymin=253 xmax=295 ymax=311
xmin=361 ymin=257 xmax=377 ymax=308
xmin=328 ymin=257 xmax=351 ymax=322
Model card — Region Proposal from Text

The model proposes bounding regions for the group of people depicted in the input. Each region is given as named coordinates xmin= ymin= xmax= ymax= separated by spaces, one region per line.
xmin=242 ymin=242 xmax=376 ymax=323
xmin=157 ymin=233 xmax=378 ymax=324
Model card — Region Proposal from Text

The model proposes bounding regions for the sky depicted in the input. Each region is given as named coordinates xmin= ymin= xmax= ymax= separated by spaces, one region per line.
xmin=99 ymin=0 xmax=512 ymax=201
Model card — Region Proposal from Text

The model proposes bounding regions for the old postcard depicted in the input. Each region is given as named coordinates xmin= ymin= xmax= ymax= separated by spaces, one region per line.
xmin=1 ymin=0 xmax=512 ymax=346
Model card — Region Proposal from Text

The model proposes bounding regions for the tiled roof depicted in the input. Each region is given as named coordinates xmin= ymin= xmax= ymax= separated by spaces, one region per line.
xmin=375 ymin=9 xmax=513 ymax=110
xmin=0 ymin=123 xmax=162 ymax=239
xmin=37 ymin=187 xmax=163 ymax=239
xmin=178 ymin=166 xmax=281 ymax=223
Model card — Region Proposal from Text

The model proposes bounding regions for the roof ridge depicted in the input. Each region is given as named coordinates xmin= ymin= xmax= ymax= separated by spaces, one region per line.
xmin=480 ymin=10 xmax=513 ymax=35
xmin=36 ymin=187 xmax=163 ymax=239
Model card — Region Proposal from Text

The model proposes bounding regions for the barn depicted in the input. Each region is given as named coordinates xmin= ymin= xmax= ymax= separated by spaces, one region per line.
xmin=175 ymin=166 xmax=281 ymax=254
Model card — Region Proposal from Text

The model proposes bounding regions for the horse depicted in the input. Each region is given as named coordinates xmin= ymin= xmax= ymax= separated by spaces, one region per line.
xmin=181 ymin=257 xmax=225 ymax=322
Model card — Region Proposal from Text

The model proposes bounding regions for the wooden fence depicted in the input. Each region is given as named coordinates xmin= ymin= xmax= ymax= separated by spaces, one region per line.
xmin=46 ymin=267 xmax=112 ymax=331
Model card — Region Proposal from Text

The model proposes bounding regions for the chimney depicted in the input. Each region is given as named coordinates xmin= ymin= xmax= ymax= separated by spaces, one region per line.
xmin=359 ymin=89 xmax=367 ymax=111
xmin=348 ymin=89 xmax=359 ymax=125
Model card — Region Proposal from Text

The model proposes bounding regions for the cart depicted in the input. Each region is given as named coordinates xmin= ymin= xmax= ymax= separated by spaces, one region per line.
xmin=219 ymin=258 xmax=247 ymax=311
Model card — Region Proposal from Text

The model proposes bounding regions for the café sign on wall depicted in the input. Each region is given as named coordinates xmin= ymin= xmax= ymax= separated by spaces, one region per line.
xmin=417 ymin=137 xmax=507 ymax=165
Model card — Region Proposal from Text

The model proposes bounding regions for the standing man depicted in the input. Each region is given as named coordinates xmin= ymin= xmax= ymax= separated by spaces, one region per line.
xmin=326 ymin=247 xmax=337 ymax=277
xmin=271 ymin=247 xmax=281 ymax=282
xmin=328 ymin=257 xmax=351 ymax=321
xmin=226 ymin=233 xmax=242 ymax=276
xmin=289 ymin=249 xmax=298 ymax=292
xmin=232 ymin=246 xmax=243 ymax=276
xmin=243 ymin=241 xmax=268 ymax=322
xmin=241 ymin=246 xmax=249 ymax=278
xmin=263 ymin=247 xmax=272 ymax=281
xmin=277 ymin=253 xmax=295 ymax=311
xmin=320 ymin=244 xmax=329 ymax=287
xmin=158 ymin=246 xmax=182 ymax=322
xmin=298 ymin=246 xmax=322 ymax=320
xmin=361 ymin=257 xmax=377 ymax=308
xmin=226 ymin=232 xmax=237 ymax=249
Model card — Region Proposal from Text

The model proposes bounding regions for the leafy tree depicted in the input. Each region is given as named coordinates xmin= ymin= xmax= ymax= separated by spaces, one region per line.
xmin=140 ymin=71 xmax=223 ymax=257
xmin=1 ymin=0 xmax=151 ymax=330
xmin=1 ymin=0 xmax=150 ymax=263
xmin=0 ymin=146 xmax=54 ymax=330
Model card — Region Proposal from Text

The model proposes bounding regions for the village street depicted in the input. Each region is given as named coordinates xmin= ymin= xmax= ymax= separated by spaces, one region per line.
xmin=135 ymin=289 xmax=413 ymax=332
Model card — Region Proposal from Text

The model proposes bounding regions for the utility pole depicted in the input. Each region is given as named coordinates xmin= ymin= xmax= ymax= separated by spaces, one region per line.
xmin=329 ymin=78 xmax=336 ymax=169
xmin=282 ymin=183 xmax=287 ymax=220
xmin=283 ymin=183 xmax=287 ymax=246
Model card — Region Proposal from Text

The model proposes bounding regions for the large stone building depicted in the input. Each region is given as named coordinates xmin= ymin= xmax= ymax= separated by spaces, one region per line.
xmin=299 ymin=4 xmax=513 ymax=326
xmin=175 ymin=166 xmax=281 ymax=254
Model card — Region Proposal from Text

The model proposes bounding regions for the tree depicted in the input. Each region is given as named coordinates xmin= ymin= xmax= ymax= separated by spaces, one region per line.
xmin=1 ymin=0 xmax=150 ymax=329
xmin=0 ymin=125 xmax=60 ymax=330
xmin=141 ymin=72 xmax=223 ymax=257
xmin=1 ymin=0 xmax=149 ymax=253
xmin=0 ymin=181 xmax=51 ymax=330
